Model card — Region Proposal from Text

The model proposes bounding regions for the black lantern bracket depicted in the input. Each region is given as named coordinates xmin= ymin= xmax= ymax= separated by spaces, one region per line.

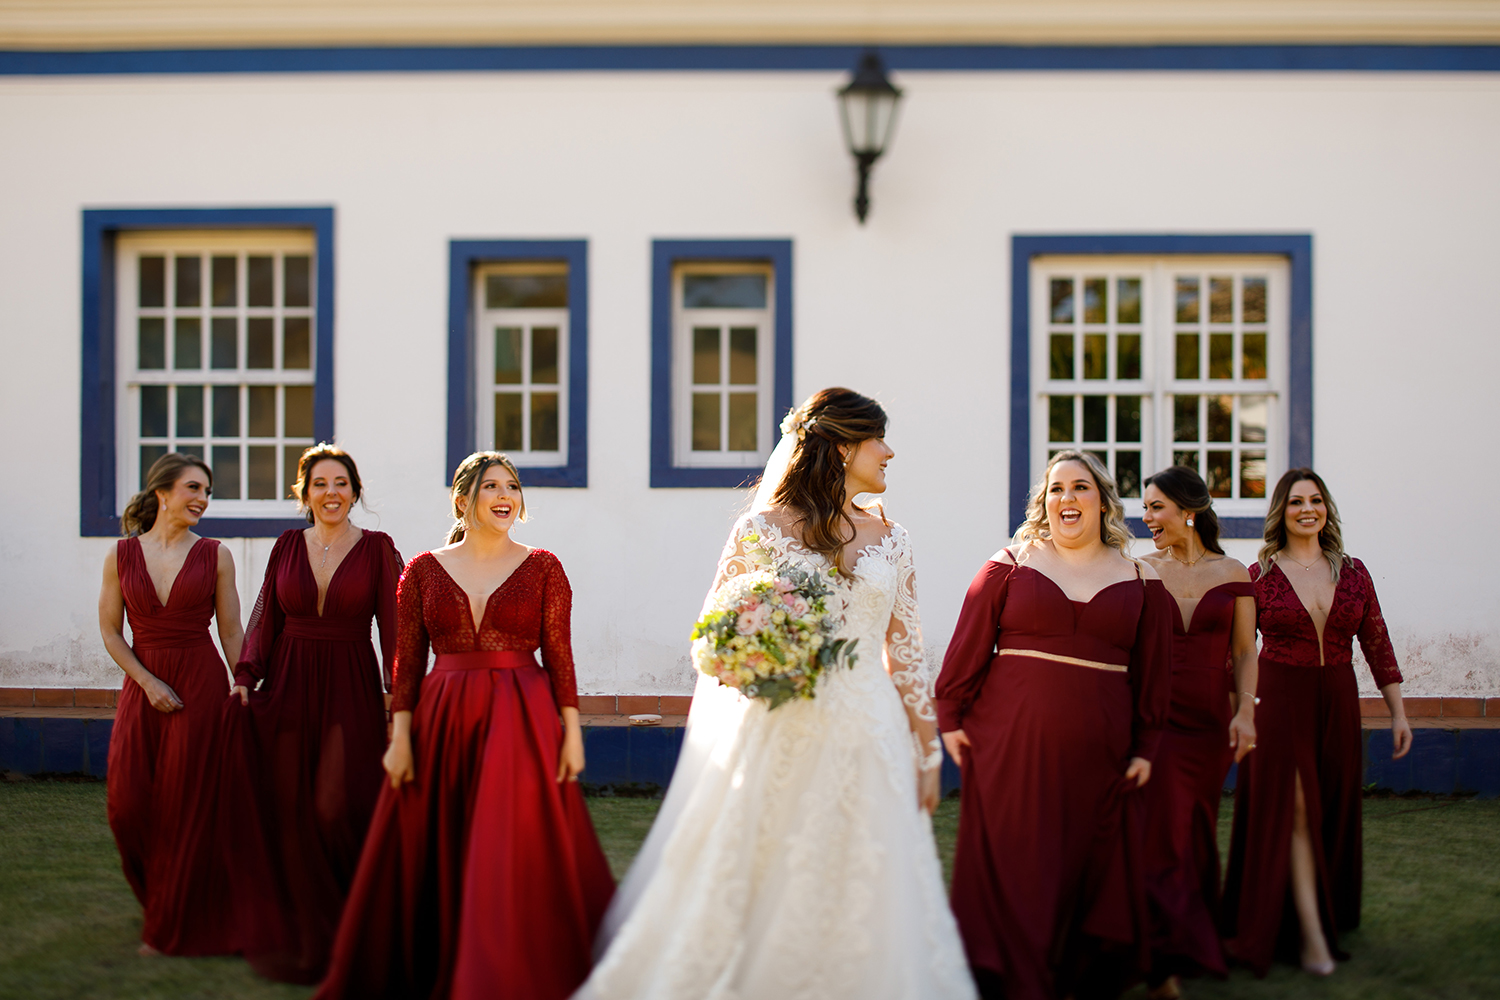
xmin=837 ymin=50 xmax=904 ymax=224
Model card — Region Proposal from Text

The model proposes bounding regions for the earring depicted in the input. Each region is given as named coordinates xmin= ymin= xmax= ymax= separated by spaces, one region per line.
xmin=1187 ymin=517 xmax=1195 ymax=527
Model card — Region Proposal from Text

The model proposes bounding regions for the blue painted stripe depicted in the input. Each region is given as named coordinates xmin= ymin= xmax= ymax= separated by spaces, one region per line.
xmin=4 ymin=44 xmax=1500 ymax=77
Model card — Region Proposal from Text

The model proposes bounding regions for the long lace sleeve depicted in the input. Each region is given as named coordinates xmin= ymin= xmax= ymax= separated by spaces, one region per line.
xmin=388 ymin=556 xmax=430 ymax=714
xmin=539 ymin=554 xmax=579 ymax=711
xmin=885 ymin=532 xmax=941 ymax=772
xmin=1129 ymin=578 xmax=1175 ymax=761
xmin=1351 ymin=559 xmax=1403 ymax=688
xmin=373 ymin=534 xmax=403 ymax=692
xmin=703 ymin=513 xmax=772 ymax=611
xmin=935 ymin=559 xmax=1014 ymax=731
xmin=235 ymin=530 xmax=294 ymax=689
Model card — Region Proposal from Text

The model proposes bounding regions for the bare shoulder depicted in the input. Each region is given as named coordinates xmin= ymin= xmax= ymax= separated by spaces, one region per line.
xmin=1139 ymin=548 xmax=1171 ymax=571
xmin=989 ymin=543 xmax=1021 ymax=565
xmin=1132 ymin=555 xmax=1161 ymax=581
xmin=215 ymin=539 xmax=236 ymax=573
xmin=1216 ymin=554 xmax=1252 ymax=584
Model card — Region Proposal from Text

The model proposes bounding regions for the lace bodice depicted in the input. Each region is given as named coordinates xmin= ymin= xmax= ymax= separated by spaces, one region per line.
xmin=389 ymin=549 xmax=578 ymax=713
xmin=1250 ymin=558 xmax=1402 ymax=686
xmin=710 ymin=510 xmax=941 ymax=771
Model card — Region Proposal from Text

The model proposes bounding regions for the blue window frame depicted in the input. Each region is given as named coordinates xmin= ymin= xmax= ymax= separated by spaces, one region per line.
xmin=447 ymin=240 xmax=588 ymax=488
xmin=80 ymin=207 xmax=335 ymax=538
xmin=650 ymin=240 xmax=794 ymax=488
xmin=1010 ymin=234 xmax=1312 ymax=538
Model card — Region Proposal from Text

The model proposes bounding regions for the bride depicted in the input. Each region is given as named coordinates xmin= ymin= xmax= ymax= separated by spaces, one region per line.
xmin=575 ymin=388 xmax=975 ymax=1000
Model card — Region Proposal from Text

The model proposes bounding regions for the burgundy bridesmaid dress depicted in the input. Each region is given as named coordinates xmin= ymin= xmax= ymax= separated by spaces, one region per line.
xmin=220 ymin=528 xmax=401 ymax=983
xmin=1221 ymin=558 xmax=1401 ymax=975
xmin=107 ymin=536 xmax=235 ymax=955
xmin=1141 ymin=580 xmax=1252 ymax=981
xmin=935 ymin=555 xmax=1173 ymax=1000
xmin=316 ymin=549 xmax=615 ymax=1000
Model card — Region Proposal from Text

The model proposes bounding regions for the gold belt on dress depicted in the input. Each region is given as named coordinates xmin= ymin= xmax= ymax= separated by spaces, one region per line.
xmin=997 ymin=648 xmax=1128 ymax=673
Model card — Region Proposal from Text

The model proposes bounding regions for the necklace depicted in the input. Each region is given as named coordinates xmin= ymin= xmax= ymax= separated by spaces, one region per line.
xmin=1281 ymin=551 xmax=1324 ymax=572
xmin=1169 ymin=542 xmax=1205 ymax=567
xmin=314 ymin=521 xmax=355 ymax=570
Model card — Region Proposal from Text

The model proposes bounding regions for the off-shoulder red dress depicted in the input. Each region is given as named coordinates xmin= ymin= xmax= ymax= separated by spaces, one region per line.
xmin=316 ymin=549 xmax=614 ymax=1000
xmin=935 ymin=556 xmax=1174 ymax=1000
xmin=107 ymin=536 xmax=235 ymax=955
xmin=219 ymin=528 xmax=401 ymax=983
xmin=1142 ymin=580 xmax=1253 ymax=982
xmin=1222 ymin=558 xmax=1402 ymax=975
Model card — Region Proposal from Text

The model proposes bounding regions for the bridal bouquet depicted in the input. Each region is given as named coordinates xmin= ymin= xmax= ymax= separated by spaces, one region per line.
xmin=690 ymin=536 xmax=858 ymax=710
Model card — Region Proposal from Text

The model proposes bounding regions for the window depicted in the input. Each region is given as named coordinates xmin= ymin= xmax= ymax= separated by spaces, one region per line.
xmin=81 ymin=208 xmax=334 ymax=537
xmin=1011 ymin=236 xmax=1311 ymax=536
xmin=447 ymin=241 xmax=588 ymax=488
xmin=675 ymin=265 xmax=774 ymax=468
xmin=117 ymin=231 xmax=317 ymax=513
xmin=1034 ymin=258 xmax=1287 ymax=517
xmin=476 ymin=263 xmax=569 ymax=462
xmin=651 ymin=240 xmax=793 ymax=488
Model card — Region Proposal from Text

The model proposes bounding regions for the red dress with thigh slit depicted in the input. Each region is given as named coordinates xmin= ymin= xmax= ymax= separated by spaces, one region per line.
xmin=935 ymin=557 xmax=1173 ymax=1000
xmin=1221 ymin=559 xmax=1401 ymax=976
xmin=219 ymin=528 xmax=400 ymax=983
xmin=1141 ymin=581 xmax=1252 ymax=981
xmin=107 ymin=536 xmax=236 ymax=955
xmin=315 ymin=549 xmax=615 ymax=1000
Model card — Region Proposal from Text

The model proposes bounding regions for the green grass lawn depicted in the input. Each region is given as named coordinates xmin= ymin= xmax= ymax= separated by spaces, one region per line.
xmin=1 ymin=781 xmax=1496 ymax=999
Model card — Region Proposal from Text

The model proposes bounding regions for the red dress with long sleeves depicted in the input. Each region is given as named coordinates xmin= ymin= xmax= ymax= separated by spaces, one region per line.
xmin=1142 ymin=580 xmax=1252 ymax=981
xmin=316 ymin=549 xmax=615 ymax=1000
xmin=1222 ymin=558 xmax=1402 ymax=976
xmin=107 ymin=536 xmax=235 ymax=955
xmin=935 ymin=556 xmax=1174 ymax=1000
xmin=219 ymin=528 xmax=401 ymax=983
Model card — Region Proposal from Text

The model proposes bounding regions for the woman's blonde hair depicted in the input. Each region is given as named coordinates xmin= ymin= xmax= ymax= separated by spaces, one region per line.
xmin=447 ymin=451 xmax=526 ymax=544
xmin=1258 ymin=467 xmax=1347 ymax=583
xmin=1013 ymin=449 xmax=1135 ymax=553
xmin=120 ymin=452 xmax=213 ymax=536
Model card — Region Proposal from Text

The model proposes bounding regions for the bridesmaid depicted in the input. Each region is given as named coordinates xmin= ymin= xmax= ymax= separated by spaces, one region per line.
xmin=1222 ymin=469 xmax=1411 ymax=976
xmin=936 ymin=449 xmax=1173 ymax=1000
xmin=1137 ymin=466 xmax=1258 ymax=998
xmin=221 ymin=444 xmax=402 ymax=983
xmin=97 ymin=452 xmax=244 ymax=956
xmin=316 ymin=451 xmax=614 ymax=1000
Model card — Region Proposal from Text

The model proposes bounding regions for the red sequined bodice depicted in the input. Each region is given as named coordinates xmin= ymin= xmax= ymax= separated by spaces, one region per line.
xmin=1251 ymin=558 xmax=1402 ymax=687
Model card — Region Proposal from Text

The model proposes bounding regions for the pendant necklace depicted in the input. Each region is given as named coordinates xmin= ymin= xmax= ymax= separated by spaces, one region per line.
xmin=316 ymin=521 xmax=354 ymax=570
xmin=1169 ymin=541 xmax=1204 ymax=567
xmin=1282 ymin=551 xmax=1324 ymax=572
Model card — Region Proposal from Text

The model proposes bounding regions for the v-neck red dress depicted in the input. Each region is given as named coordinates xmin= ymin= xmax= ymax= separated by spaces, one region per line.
xmin=1221 ymin=558 xmax=1401 ymax=976
xmin=107 ymin=535 xmax=236 ymax=955
xmin=1141 ymin=580 xmax=1252 ymax=982
xmin=935 ymin=557 xmax=1174 ymax=1000
xmin=219 ymin=528 xmax=401 ymax=983
xmin=316 ymin=549 xmax=614 ymax=1000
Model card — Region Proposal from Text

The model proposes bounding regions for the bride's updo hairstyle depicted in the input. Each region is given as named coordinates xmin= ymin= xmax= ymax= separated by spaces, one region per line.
xmin=1013 ymin=449 xmax=1135 ymax=553
xmin=1143 ymin=465 xmax=1224 ymax=556
xmin=120 ymin=452 xmax=213 ymax=537
xmin=447 ymin=451 xmax=526 ymax=544
xmin=769 ymin=387 xmax=888 ymax=578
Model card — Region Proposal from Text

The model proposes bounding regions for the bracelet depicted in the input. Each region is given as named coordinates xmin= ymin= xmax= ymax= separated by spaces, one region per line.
xmin=1241 ymin=691 xmax=1260 ymax=706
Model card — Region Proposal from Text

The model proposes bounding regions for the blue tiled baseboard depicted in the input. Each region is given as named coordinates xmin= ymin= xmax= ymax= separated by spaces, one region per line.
xmin=4 ymin=718 xmax=1497 ymax=798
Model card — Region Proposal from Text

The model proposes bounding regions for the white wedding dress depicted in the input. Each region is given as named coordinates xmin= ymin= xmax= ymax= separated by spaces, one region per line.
xmin=575 ymin=509 xmax=976 ymax=1000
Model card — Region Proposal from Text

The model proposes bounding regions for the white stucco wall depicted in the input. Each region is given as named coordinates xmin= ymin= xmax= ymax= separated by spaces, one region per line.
xmin=0 ymin=69 xmax=1496 ymax=696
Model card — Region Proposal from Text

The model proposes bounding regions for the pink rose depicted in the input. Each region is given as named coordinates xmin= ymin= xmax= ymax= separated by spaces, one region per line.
xmin=785 ymin=595 xmax=810 ymax=619
xmin=737 ymin=603 xmax=772 ymax=635
xmin=774 ymin=577 xmax=796 ymax=594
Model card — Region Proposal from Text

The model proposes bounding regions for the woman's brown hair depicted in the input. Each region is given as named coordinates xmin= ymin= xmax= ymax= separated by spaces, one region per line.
xmin=1012 ymin=449 xmax=1135 ymax=553
xmin=1258 ymin=467 xmax=1347 ymax=583
xmin=768 ymin=387 xmax=888 ymax=578
xmin=1143 ymin=465 xmax=1225 ymax=555
xmin=291 ymin=443 xmax=364 ymax=523
xmin=448 ymin=451 xmax=526 ymax=544
xmin=120 ymin=452 xmax=213 ymax=537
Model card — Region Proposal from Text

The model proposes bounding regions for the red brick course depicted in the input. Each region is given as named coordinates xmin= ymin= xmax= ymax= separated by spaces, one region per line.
xmin=577 ymin=695 xmax=616 ymax=715
xmin=617 ymin=695 xmax=661 ymax=716
xmin=1488 ymin=698 xmax=1500 ymax=718
xmin=74 ymin=688 xmax=117 ymax=708
xmin=33 ymin=688 xmax=75 ymax=708
xmin=0 ymin=688 xmax=34 ymax=707
xmin=659 ymin=696 xmax=693 ymax=716
xmin=1441 ymin=697 xmax=1485 ymax=717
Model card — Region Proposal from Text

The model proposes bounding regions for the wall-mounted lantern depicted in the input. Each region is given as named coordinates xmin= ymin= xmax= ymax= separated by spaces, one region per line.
xmin=837 ymin=50 xmax=903 ymax=224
